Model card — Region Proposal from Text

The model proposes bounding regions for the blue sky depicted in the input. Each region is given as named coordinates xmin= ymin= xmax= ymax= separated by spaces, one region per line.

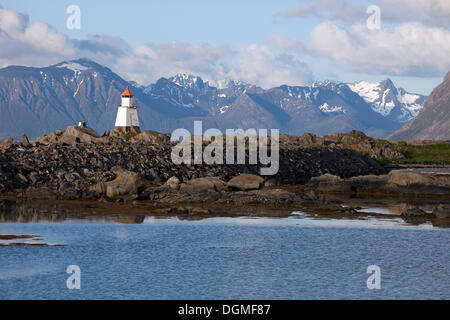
xmin=1 ymin=0 xmax=449 ymax=94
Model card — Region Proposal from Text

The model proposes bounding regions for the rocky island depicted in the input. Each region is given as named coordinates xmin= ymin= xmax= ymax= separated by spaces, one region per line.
xmin=0 ymin=126 xmax=449 ymax=225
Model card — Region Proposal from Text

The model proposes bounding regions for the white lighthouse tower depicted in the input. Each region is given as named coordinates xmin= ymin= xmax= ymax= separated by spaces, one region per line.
xmin=114 ymin=86 xmax=140 ymax=133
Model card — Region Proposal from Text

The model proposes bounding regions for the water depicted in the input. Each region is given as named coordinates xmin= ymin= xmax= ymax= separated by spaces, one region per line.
xmin=0 ymin=215 xmax=449 ymax=300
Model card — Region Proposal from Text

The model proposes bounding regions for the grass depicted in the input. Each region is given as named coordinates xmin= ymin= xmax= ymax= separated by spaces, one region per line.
xmin=393 ymin=143 xmax=450 ymax=164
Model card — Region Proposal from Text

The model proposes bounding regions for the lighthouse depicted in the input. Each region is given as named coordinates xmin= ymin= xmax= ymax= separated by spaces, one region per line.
xmin=114 ymin=86 xmax=140 ymax=133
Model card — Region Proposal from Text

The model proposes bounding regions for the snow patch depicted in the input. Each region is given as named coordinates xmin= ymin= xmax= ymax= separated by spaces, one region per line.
xmin=219 ymin=105 xmax=230 ymax=114
xmin=348 ymin=81 xmax=380 ymax=103
xmin=57 ymin=62 xmax=89 ymax=73
xmin=319 ymin=103 xmax=344 ymax=113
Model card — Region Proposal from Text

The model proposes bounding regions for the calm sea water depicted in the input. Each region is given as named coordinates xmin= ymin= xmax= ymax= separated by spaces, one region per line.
xmin=0 ymin=215 xmax=449 ymax=300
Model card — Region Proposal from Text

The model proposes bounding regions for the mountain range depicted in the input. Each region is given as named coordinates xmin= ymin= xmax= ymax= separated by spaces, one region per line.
xmin=0 ymin=58 xmax=429 ymax=140
xmin=387 ymin=71 xmax=450 ymax=141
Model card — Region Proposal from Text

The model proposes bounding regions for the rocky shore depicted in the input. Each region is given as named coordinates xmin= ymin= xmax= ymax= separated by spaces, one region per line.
xmin=0 ymin=126 xmax=449 ymax=222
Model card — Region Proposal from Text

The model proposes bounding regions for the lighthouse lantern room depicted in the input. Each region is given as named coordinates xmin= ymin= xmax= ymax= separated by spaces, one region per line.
xmin=114 ymin=86 xmax=141 ymax=133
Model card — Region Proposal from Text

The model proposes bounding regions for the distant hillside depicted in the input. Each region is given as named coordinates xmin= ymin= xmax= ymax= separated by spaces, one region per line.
xmin=387 ymin=71 xmax=450 ymax=141
xmin=0 ymin=59 xmax=427 ymax=140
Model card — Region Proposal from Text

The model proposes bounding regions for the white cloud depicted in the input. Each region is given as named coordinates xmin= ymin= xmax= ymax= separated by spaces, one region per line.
xmin=307 ymin=21 xmax=450 ymax=77
xmin=0 ymin=7 xmax=76 ymax=67
xmin=0 ymin=7 xmax=313 ymax=88
xmin=106 ymin=42 xmax=313 ymax=88
xmin=224 ymin=44 xmax=313 ymax=88
xmin=110 ymin=42 xmax=234 ymax=85
xmin=280 ymin=0 xmax=371 ymax=24
xmin=281 ymin=0 xmax=450 ymax=27
xmin=381 ymin=0 xmax=450 ymax=15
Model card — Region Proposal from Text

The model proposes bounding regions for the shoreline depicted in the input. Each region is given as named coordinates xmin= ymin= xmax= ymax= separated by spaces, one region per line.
xmin=1 ymin=182 xmax=449 ymax=228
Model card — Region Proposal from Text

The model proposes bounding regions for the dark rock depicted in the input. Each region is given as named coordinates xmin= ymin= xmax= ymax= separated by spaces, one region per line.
xmin=401 ymin=207 xmax=431 ymax=217
xmin=433 ymin=205 xmax=450 ymax=219
xmin=21 ymin=133 xmax=30 ymax=147
xmin=98 ymin=195 xmax=113 ymax=203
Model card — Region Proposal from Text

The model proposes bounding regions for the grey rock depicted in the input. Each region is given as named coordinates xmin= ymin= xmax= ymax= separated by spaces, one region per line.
xmin=227 ymin=174 xmax=264 ymax=191
xmin=180 ymin=177 xmax=225 ymax=193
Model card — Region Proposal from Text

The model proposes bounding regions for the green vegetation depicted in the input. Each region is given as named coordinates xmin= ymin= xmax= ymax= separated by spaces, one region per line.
xmin=393 ymin=143 xmax=450 ymax=164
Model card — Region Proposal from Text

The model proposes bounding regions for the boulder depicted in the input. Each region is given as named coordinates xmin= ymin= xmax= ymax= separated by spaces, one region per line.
xmin=433 ymin=205 xmax=450 ymax=219
xmin=227 ymin=174 xmax=264 ymax=191
xmin=61 ymin=126 xmax=101 ymax=144
xmin=165 ymin=176 xmax=181 ymax=190
xmin=388 ymin=170 xmax=430 ymax=187
xmin=91 ymin=168 xmax=145 ymax=198
xmin=180 ymin=177 xmax=225 ymax=193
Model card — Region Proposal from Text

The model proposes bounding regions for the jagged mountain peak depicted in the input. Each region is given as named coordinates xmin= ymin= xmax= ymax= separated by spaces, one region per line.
xmin=387 ymin=70 xmax=450 ymax=140
xmin=212 ymin=79 xmax=249 ymax=89
xmin=168 ymin=73 xmax=207 ymax=89
xmin=347 ymin=79 xmax=425 ymax=121
xmin=379 ymin=78 xmax=395 ymax=89
xmin=312 ymin=80 xmax=339 ymax=87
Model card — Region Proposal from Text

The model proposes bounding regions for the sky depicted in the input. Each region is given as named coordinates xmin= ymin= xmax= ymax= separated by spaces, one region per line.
xmin=0 ymin=0 xmax=449 ymax=95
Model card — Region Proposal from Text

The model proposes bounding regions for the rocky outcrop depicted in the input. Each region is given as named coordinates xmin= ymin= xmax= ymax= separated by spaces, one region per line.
xmin=152 ymin=179 xmax=305 ymax=208
xmin=0 ymin=127 xmax=387 ymax=200
xmin=401 ymin=207 xmax=431 ymax=217
xmin=306 ymin=169 xmax=450 ymax=197
xmin=280 ymin=130 xmax=404 ymax=160
xmin=34 ymin=126 xmax=102 ymax=145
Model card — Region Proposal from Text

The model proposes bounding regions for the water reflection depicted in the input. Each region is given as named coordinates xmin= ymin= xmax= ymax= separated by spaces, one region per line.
xmin=0 ymin=198 xmax=448 ymax=229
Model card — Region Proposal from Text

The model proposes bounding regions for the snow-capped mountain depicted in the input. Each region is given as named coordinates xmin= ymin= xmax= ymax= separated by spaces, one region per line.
xmin=0 ymin=59 xmax=428 ymax=140
xmin=348 ymin=79 xmax=426 ymax=123
xmin=211 ymin=79 xmax=249 ymax=90
xmin=388 ymin=71 xmax=450 ymax=141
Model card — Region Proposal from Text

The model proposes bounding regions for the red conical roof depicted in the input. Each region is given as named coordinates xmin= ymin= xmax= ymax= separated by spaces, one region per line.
xmin=121 ymin=86 xmax=134 ymax=97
